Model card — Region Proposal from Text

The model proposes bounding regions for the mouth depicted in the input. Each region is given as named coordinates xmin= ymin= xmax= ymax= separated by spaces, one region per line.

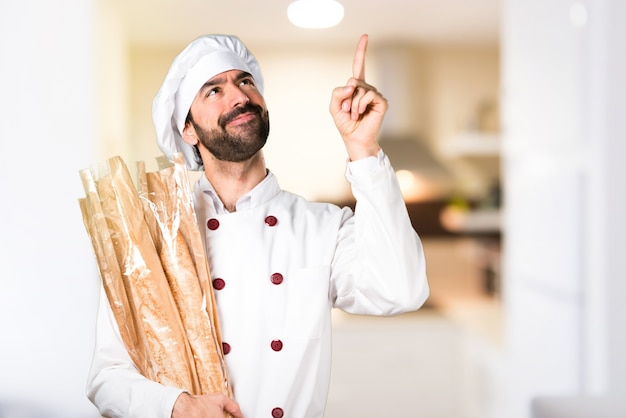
xmin=227 ymin=112 xmax=256 ymax=127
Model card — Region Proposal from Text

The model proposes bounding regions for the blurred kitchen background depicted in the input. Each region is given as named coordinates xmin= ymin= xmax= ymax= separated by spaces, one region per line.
xmin=1 ymin=0 xmax=625 ymax=417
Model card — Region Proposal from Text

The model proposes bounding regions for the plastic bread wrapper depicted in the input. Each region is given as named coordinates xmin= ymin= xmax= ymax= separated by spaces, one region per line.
xmin=79 ymin=153 xmax=230 ymax=399
xmin=138 ymin=154 xmax=230 ymax=397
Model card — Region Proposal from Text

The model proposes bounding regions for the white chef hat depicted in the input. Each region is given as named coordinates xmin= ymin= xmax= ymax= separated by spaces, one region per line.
xmin=152 ymin=34 xmax=264 ymax=171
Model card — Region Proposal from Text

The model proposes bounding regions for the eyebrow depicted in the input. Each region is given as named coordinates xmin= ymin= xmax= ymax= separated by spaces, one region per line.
xmin=198 ymin=71 xmax=253 ymax=95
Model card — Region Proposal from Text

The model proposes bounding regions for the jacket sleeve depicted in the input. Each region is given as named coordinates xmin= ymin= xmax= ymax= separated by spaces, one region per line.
xmin=330 ymin=150 xmax=429 ymax=315
xmin=86 ymin=288 xmax=184 ymax=418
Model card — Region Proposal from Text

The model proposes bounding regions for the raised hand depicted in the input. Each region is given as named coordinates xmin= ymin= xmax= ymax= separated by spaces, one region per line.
xmin=330 ymin=34 xmax=388 ymax=161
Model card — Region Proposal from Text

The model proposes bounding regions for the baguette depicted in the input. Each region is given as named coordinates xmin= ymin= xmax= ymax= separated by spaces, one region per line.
xmin=106 ymin=156 xmax=199 ymax=393
xmin=141 ymin=160 xmax=229 ymax=396
xmin=80 ymin=154 xmax=230 ymax=405
xmin=168 ymin=156 xmax=226 ymax=358
xmin=79 ymin=170 xmax=154 ymax=379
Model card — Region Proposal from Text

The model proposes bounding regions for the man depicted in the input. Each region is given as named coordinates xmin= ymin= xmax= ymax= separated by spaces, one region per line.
xmin=87 ymin=34 xmax=429 ymax=418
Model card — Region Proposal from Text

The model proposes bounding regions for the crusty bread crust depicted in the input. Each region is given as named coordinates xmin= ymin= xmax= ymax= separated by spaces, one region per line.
xmin=142 ymin=158 xmax=229 ymax=396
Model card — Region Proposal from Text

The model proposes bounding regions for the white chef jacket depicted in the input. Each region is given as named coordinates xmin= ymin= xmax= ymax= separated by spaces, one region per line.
xmin=86 ymin=150 xmax=429 ymax=418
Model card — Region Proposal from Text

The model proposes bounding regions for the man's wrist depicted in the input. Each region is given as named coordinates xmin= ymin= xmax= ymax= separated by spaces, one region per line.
xmin=346 ymin=143 xmax=381 ymax=162
xmin=171 ymin=392 xmax=191 ymax=418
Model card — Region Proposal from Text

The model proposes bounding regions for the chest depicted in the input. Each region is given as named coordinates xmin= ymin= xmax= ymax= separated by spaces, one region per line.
xmin=196 ymin=198 xmax=340 ymax=337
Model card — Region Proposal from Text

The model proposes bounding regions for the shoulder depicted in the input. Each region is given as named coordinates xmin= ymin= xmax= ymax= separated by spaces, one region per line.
xmin=277 ymin=190 xmax=353 ymax=221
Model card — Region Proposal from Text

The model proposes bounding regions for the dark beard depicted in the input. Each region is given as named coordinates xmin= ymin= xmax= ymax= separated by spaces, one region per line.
xmin=191 ymin=103 xmax=270 ymax=163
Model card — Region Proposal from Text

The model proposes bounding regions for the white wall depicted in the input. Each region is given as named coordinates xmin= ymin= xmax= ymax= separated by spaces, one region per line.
xmin=501 ymin=0 xmax=626 ymax=416
xmin=259 ymin=46 xmax=356 ymax=202
xmin=601 ymin=0 xmax=626 ymax=394
xmin=0 ymin=0 xmax=101 ymax=416
xmin=95 ymin=0 xmax=131 ymax=161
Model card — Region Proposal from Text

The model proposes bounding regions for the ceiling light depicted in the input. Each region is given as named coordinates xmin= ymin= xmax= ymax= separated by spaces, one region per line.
xmin=287 ymin=0 xmax=345 ymax=29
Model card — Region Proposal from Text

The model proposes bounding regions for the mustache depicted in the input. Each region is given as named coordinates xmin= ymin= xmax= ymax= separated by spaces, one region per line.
xmin=219 ymin=103 xmax=265 ymax=127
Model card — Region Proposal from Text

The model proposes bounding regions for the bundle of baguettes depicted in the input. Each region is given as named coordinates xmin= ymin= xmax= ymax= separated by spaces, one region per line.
xmin=79 ymin=153 xmax=231 ymax=403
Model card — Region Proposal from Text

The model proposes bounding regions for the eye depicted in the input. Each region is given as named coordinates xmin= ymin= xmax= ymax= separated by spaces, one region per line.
xmin=240 ymin=78 xmax=255 ymax=87
xmin=206 ymin=87 xmax=220 ymax=97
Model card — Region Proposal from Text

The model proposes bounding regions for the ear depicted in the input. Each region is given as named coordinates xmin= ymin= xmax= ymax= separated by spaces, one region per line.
xmin=182 ymin=122 xmax=198 ymax=146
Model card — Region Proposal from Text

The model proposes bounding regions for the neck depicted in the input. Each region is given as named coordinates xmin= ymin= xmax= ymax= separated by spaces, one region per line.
xmin=201 ymin=150 xmax=267 ymax=212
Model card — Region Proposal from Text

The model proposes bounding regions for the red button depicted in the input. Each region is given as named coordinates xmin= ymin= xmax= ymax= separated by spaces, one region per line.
xmin=271 ymin=408 xmax=284 ymax=418
xmin=270 ymin=340 xmax=283 ymax=352
xmin=222 ymin=342 xmax=231 ymax=355
xmin=212 ymin=278 xmax=225 ymax=290
xmin=207 ymin=218 xmax=220 ymax=230
xmin=265 ymin=215 xmax=278 ymax=226
xmin=270 ymin=273 xmax=283 ymax=285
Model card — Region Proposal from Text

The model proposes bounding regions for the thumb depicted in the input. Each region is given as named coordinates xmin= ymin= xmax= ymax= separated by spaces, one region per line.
xmin=223 ymin=398 xmax=244 ymax=418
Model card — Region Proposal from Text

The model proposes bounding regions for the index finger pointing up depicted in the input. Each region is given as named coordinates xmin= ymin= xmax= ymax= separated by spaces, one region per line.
xmin=352 ymin=34 xmax=368 ymax=80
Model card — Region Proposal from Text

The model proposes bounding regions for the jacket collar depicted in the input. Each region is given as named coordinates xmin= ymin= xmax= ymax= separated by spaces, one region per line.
xmin=194 ymin=170 xmax=280 ymax=214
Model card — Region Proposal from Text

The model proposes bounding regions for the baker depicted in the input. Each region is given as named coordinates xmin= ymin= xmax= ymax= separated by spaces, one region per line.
xmin=86 ymin=33 xmax=429 ymax=418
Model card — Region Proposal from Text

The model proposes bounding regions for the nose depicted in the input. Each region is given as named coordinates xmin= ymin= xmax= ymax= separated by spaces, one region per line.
xmin=227 ymin=84 xmax=249 ymax=108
